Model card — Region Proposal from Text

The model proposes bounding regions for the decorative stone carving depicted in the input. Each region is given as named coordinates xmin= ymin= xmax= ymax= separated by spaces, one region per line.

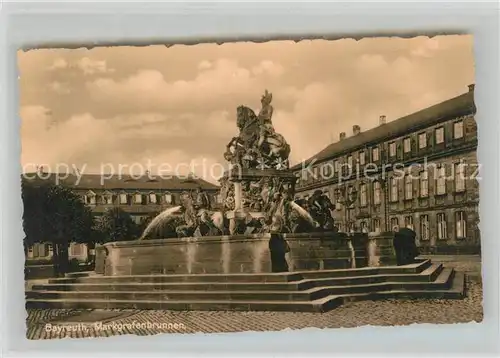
xmin=224 ymin=90 xmax=291 ymax=171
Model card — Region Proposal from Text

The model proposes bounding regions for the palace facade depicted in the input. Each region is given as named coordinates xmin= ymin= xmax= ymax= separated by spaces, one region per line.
xmin=23 ymin=171 xmax=220 ymax=261
xmin=292 ymin=84 xmax=479 ymax=253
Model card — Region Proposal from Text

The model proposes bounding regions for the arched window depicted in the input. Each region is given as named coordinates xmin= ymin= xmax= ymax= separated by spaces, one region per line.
xmin=404 ymin=215 xmax=414 ymax=230
xmin=360 ymin=221 xmax=368 ymax=233
xmin=405 ymin=175 xmax=413 ymax=200
xmin=420 ymin=215 xmax=430 ymax=240
xmin=455 ymin=211 xmax=467 ymax=239
xmin=437 ymin=213 xmax=447 ymax=240
xmin=419 ymin=170 xmax=429 ymax=197
xmin=436 ymin=165 xmax=446 ymax=195
xmin=373 ymin=181 xmax=381 ymax=205
xmin=390 ymin=177 xmax=399 ymax=202
xmin=390 ymin=217 xmax=399 ymax=231
xmin=359 ymin=183 xmax=367 ymax=206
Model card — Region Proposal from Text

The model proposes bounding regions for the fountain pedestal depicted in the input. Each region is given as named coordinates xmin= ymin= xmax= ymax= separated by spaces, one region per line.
xmin=94 ymin=232 xmax=398 ymax=276
xmin=223 ymin=167 xmax=297 ymax=234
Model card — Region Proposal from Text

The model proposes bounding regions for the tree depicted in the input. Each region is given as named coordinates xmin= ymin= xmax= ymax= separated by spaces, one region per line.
xmin=22 ymin=178 xmax=94 ymax=276
xmin=96 ymin=207 xmax=139 ymax=243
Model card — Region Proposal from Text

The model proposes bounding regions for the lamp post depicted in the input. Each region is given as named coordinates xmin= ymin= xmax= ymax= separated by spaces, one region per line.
xmin=335 ymin=185 xmax=358 ymax=232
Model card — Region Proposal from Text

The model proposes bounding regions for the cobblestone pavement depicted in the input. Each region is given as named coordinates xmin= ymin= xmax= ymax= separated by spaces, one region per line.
xmin=26 ymin=278 xmax=483 ymax=340
xmin=419 ymin=255 xmax=482 ymax=279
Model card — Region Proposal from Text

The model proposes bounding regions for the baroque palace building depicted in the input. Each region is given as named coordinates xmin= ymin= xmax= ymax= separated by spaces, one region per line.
xmin=23 ymin=171 xmax=220 ymax=261
xmin=292 ymin=84 xmax=479 ymax=253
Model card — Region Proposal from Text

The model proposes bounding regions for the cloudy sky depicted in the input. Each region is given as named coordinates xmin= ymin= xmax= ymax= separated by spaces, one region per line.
xmin=18 ymin=35 xmax=474 ymax=183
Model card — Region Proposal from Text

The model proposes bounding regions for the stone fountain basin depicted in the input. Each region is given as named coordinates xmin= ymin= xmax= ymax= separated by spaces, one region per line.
xmin=95 ymin=232 xmax=396 ymax=276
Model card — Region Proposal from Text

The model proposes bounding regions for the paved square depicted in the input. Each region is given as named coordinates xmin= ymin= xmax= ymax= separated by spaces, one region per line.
xmin=26 ymin=278 xmax=482 ymax=340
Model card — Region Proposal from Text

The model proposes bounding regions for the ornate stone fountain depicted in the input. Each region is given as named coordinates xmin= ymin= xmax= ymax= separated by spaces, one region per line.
xmin=28 ymin=91 xmax=466 ymax=313
xmin=95 ymin=91 xmax=397 ymax=277
xmin=219 ymin=89 xmax=301 ymax=235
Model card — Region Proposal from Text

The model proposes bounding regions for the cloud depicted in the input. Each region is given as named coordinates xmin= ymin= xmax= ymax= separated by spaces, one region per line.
xmin=48 ymin=81 xmax=71 ymax=94
xmin=85 ymin=58 xmax=291 ymax=115
xmin=251 ymin=60 xmax=285 ymax=77
xmin=76 ymin=57 xmax=115 ymax=75
xmin=20 ymin=106 xmax=234 ymax=183
xmin=198 ymin=60 xmax=212 ymax=70
xmin=47 ymin=58 xmax=68 ymax=70
xmin=411 ymin=37 xmax=440 ymax=58
xmin=20 ymin=35 xmax=475 ymax=182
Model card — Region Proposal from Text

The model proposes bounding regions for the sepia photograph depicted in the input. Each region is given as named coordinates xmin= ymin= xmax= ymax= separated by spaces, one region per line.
xmin=19 ymin=34 xmax=482 ymax=339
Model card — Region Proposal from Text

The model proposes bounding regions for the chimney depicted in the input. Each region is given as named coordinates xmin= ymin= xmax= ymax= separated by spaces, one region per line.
xmin=339 ymin=132 xmax=346 ymax=141
xmin=468 ymin=84 xmax=475 ymax=92
xmin=352 ymin=125 xmax=361 ymax=136
xmin=379 ymin=115 xmax=386 ymax=125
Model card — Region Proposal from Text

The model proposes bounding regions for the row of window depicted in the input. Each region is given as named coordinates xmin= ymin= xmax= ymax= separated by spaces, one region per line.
xmin=83 ymin=192 xmax=177 ymax=206
xmin=297 ymin=119 xmax=467 ymax=185
xmin=387 ymin=121 xmax=463 ymax=156
xmin=387 ymin=163 xmax=466 ymax=202
xmin=342 ymin=211 xmax=467 ymax=240
xmin=388 ymin=211 xmax=467 ymax=240
xmin=298 ymin=163 xmax=467 ymax=207
xmin=27 ymin=243 xmax=86 ymax=258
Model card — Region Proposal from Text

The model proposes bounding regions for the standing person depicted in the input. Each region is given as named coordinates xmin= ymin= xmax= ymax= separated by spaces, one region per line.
xmin=393 ymin=227 xmax=418 ymax=265
xmin=268 ymin=216 xmax=290 ymax=273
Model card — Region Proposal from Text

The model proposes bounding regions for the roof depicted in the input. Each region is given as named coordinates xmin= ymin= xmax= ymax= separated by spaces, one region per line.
xmin=292 ymin=88 xmax=476 ymax=170
xmin=21 ymin=173 xmax=220 ymax=191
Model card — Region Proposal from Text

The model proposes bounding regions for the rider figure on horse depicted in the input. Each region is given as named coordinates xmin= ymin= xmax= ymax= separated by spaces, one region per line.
xmin=257 ymin=90 xmax=275 ymax=149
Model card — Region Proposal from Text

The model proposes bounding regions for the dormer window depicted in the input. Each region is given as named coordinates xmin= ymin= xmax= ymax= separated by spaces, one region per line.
xmin=103 ymin=191 xmax=113 ymax=205
xmin=164 ymin=192 xmax=173 ymax=204
xmin=359 ymin=151 xmax=366 ymax=165
xmin=149 ymin=193 xmax=157 ymax=204
xmin=435 ymin=127 xmax=444 ymax=144
xmin=389 ymin=142 xmax=396 ymax=157
xmin=418 ymin=132 xmax=427 ymax=149
xmin=372 ymin=147 xmax=380 ymax=161
xmin=403 ymin=137 xmax=411 ymax=153
xmin=134 ymin=193 xmax=143 ymax=204
xmin=454 ymin=120 xmax=464 ymax=139
xmin=85 ymin=191 xmax=96 ymax=205
xmin=347 ymin=155 xmax=353 ymax=169
xmin=119 ymin=193 xmax=128 ymax=204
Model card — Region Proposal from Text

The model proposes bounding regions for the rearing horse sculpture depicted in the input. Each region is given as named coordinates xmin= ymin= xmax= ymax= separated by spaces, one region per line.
xmin=233 ymin=105 xmax=291 ymax=169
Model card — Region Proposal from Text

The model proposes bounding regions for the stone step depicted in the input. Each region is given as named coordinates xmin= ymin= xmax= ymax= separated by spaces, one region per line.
xmin=308 ymin=263 xmax=443 ymax=287
xmin=315 ymin=271 xmax=466 ymax=312
xmin=32 ymin=264 xmax=444 ymax=293
xmin=65 ymin=271 xmax=93 ymax=278
xmin=46 ymin=260 xmax=432 ymax=285
xmin=290 ymin=257 xmax=368 ymax=271
xmin=25 ymin=297 xmax=328 ymax=312
xmin=24 ymin=272 xmax=466 ymax=312
xmin=295 ymin=259 xmax=431 ymax=279
xmin=26 ymin=268 xmax=454 ymax=302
